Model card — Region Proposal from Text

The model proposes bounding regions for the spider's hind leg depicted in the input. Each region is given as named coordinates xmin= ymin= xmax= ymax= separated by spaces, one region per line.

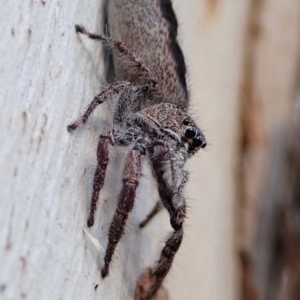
xmin=75 ymin=24 xmax=157 ymax=87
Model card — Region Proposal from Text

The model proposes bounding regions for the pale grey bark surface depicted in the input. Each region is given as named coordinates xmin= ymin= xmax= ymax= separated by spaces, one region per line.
xmin=0 ymin=0 xmax=255 ymax=300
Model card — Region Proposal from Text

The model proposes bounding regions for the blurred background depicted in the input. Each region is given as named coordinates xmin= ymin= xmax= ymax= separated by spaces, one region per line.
xmin=0 ymin=0 xmax=299 ymax=300
xmin=171 ymin=0 xmax=300 ymax=299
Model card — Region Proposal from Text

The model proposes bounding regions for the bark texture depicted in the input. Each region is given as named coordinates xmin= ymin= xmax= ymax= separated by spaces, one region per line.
xmin=0 ymin=0 xmax=299 ymax=300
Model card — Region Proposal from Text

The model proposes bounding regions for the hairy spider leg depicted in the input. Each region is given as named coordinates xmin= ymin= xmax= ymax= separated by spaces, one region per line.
xmin=67 ymin=81 xmax=130 ymax=132
xmin=140 ymin=142 xmax=187 ymax=299
xmin=142 ymin=201 xmax=186 ymax=300
xmin=139 ymin=201 xmax=163 ymax=228
xmin=147 ymin=227 xmax=184 ymax=300
xmin=102 ymin=141 xmax=146 ymax=278
xmin=87 ymin=131 xmax=111 ymax=227
xmin=139 ymin=141 xmax=188 ymax=229
xmin=75 ymin=24 xmax=158 ymax=87
xmin=150 ymin=142 xmax=188 ymax=227
xmin=88 ymin=121 xmax=141 ymax=227
xmin=145 ymin=195 xmax=186 ymax=300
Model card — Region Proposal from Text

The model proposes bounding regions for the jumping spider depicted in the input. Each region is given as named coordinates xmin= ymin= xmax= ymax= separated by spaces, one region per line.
xmin=68 ymin=24 xmax=206 ymax=300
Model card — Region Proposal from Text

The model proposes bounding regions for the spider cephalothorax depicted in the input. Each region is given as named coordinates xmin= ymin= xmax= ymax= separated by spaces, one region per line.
xmin=68 ymin=17 xmax=206 ymax=300
xmin=134 ymin=103 xmax=205 ymax=150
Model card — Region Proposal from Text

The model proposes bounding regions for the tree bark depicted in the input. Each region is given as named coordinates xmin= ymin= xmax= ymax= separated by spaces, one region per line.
xmin=1 ymin=0 xmax=299 ymax=300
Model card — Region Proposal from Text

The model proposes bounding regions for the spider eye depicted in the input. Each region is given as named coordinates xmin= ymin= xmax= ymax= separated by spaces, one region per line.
xmin=177 ymin=105 xmax=187 ymax=112
xmin=192 ymin=135 xmax=206 ymax=148
xmin=182 ymin=118 xmax=190 ymax=125
xmin=185 ymin=127 xmax=197 ymax=139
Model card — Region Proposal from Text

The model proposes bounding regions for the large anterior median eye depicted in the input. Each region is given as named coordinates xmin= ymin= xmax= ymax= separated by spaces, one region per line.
xmin=192 ymin=135 xmax=206 ymax=148
xmin=185 ymin=127 xmax=197 ymax=139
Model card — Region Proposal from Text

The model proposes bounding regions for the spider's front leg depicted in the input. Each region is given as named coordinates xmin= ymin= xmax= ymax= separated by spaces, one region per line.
xmin=102 ymin=140 xmax=146 ymax=278
xmin=137 ymin=206 xmax=185 ymax=300
xmin=136 ymin=142 xmax=188 ymax=300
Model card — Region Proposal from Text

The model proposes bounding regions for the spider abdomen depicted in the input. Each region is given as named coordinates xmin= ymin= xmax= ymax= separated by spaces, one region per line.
xmin=106 ymin=0 xmax=188 ymax=108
